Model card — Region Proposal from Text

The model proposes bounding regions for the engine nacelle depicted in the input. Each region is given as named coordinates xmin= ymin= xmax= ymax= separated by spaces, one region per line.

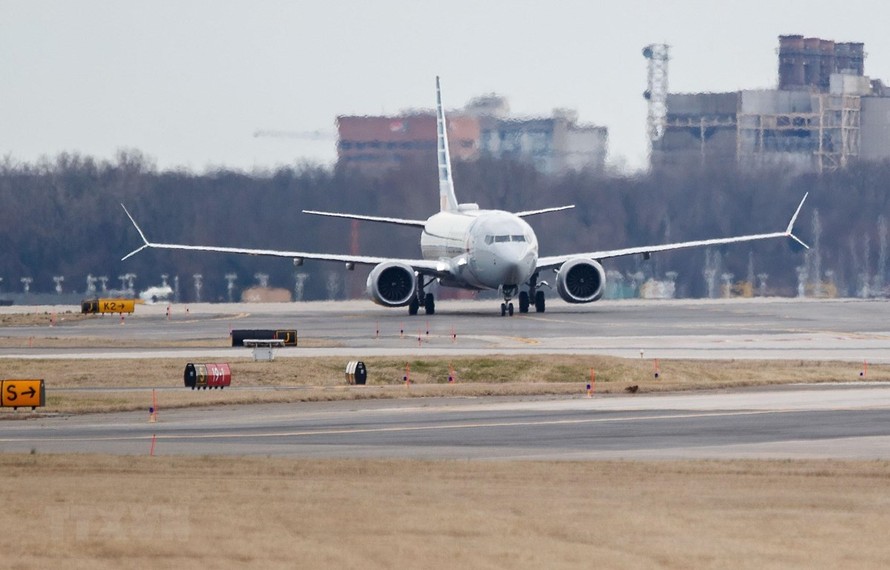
xmin=366 ymin=262 xmax=416 ymax=307
xmin=555 ymin=258 xmax=606 ymax=304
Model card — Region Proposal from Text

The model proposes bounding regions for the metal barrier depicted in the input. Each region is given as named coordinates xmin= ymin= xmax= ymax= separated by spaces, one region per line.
xmin=345 ymin=361 xmax=368 ymax=385
xmin=184 ymin=363 xmax=232 ymax=390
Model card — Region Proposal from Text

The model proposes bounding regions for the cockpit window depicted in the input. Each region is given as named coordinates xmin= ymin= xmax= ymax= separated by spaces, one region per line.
xmin=485 ymin=234 xmax=527 ymax=245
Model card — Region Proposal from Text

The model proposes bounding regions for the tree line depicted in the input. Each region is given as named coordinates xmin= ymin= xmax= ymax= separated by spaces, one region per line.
xmin=0 ymin=150 xmax=887 ymax=301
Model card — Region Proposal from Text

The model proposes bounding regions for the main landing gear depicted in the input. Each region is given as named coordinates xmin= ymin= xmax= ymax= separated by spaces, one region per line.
xmin=408 ymin=275 xmax=436 ymax=316
xmin=517 ymin=273 xmax=546 ymax=314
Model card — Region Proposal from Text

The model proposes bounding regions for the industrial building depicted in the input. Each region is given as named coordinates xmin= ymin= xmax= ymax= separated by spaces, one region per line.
xmin=651 ymin=35 xmax=890 ymax=172
xmin=337 ymin=94 xmax=607 ymax=175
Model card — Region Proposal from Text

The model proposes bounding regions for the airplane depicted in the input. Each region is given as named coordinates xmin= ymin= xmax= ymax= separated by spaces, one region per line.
xmin=122 ymin=77 xmax=809 ymax=317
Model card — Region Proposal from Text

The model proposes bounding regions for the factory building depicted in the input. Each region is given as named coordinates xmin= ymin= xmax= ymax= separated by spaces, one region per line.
xmin=337 ymin=94 xmax=607 ymax=175
xmin=652 ymin=35 xmax=890 ymax=172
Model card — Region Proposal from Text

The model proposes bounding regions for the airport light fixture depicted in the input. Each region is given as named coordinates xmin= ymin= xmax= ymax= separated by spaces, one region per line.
xmin=757 ymin=273 xmax=769 ymax=297
xmin=192 ymin=273 xmax=203 ymax=303
xmin=21 ymin=277 xmax=32 ymax=294
xmin=294 ymin=272 xmax=308 ymax=301
xmin=225 ymin=273 xmax=237 ymax=303
xmin=85 ymin=274 xmax=97 ymax=295
xmin=53 ymin=276 xmax=64 ymax=294
xmin=721 ymin=273 xmax=734 ymax=298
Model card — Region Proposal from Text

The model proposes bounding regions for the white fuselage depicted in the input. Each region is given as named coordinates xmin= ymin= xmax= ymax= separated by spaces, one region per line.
xmin=420 ymin=209 xmax=539 ymax=290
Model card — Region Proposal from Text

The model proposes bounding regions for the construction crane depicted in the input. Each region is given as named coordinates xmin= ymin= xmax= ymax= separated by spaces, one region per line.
xmin=643 ymin=43 xmax=670 ymax=144
xmin=252 ymin=129 xmax=336 ymax=140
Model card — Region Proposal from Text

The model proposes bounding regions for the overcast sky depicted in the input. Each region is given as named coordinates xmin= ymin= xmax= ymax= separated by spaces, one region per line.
xmin=3 ymin=1 xmax=889 ymax=173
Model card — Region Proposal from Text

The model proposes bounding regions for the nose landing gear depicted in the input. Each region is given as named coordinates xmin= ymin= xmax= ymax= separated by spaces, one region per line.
xmin=500 ymin=285 xmax=517 ymax=316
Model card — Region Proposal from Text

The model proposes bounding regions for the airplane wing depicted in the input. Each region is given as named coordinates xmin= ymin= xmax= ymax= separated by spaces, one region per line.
xmin=513 ymin=205 xmax=575 ymax=218
xmin=301 ymin=210 xmax=427 ymax=228
xmin=120 ymin=205 xmax=444 ymax=274
xmin=536 ymin=193 xmax=809 ymax=270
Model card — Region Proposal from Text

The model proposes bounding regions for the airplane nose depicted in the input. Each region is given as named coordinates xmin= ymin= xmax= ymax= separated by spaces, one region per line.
xmin=495 ymin=248 xmax=535 ymax=284
xmin=501 ymin=260 xmax=523 ymax=284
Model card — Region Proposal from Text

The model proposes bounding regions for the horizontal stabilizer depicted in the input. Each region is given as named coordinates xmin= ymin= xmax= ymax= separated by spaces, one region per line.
xmin=302 ymin=210 xmax=427 ymax=228
xmin=514 ymin=205 xmax=575 ymax=218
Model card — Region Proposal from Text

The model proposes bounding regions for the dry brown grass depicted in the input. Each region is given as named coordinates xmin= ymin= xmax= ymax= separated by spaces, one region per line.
xmin=0 ymin=309 xmax=91 ymax=327
xmin=2 ymin=454 xmax=889 ymax=569
xmin=0 ymin=355 xmax=885 ymax=415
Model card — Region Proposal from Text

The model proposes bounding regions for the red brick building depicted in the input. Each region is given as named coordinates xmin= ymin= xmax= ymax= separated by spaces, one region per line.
xmin=337 ymin=113 xmax=480 ymax=170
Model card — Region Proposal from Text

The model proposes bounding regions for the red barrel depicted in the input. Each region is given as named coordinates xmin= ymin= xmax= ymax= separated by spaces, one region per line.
xmin=184 ymin=363 xmax=232 ymax=390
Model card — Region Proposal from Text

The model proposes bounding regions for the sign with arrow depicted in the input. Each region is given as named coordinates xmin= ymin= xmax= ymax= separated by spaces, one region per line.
xmin=2 ymin=379 xmax=45 ymax=409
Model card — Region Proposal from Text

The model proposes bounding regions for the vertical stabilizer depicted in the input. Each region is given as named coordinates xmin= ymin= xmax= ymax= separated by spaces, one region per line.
xmin=436 ymin=76 xmax=459 ymax=212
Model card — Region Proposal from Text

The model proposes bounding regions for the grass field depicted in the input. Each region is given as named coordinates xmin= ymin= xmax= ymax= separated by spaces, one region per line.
xmin=3 ymin=454 xmax=890 ymax=569
xmin=0 ymin=354 xmax=885 ymax=415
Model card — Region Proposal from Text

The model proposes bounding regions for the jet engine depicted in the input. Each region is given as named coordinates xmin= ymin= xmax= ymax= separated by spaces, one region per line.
xmin=366 ymin=262 xmax=416 ymax=307
xmin=555 ymin=258 xmax=606 ymax=303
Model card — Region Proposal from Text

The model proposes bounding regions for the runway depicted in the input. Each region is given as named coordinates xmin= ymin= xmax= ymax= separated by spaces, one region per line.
xmin=4 ymin=384 xmax=890 ymax=459
xmin=2 ymin=297 xmax=890 ymax=460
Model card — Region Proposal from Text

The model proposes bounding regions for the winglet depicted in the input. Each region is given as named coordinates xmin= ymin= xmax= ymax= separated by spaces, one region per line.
xmin=785 ymin=193 xmax=809 ymax=249
xmin=121 ymin=204 xmax=151 ymax=260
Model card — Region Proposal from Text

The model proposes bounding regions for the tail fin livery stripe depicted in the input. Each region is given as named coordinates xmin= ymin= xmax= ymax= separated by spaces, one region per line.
xmin=436 ymin=76 xmax=459 ymax=212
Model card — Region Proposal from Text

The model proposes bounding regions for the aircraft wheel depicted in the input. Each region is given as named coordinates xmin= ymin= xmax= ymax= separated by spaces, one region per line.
xmin=518 ymin=291 xmax=529 ymax=313
xmin=424 ymin=293 xmax=435 ymax=315
xmin=500 ymin=303 xmax=507 ymax=317
xmin=535 ymin=291 xmax=545 ymax=313
xmin=408 ymin=297 xmax=419 ymax=316
xmin=508 ymin=302 xmax=514 ymax=316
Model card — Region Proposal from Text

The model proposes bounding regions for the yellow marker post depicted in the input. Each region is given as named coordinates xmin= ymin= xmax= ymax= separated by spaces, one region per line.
xmin=2 ymin=379 xmax=45 ymax=409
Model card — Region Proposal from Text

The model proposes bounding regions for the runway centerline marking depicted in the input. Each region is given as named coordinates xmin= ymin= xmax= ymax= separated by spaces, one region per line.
xmin=0 ymin=406 xmax=863 ymax=445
